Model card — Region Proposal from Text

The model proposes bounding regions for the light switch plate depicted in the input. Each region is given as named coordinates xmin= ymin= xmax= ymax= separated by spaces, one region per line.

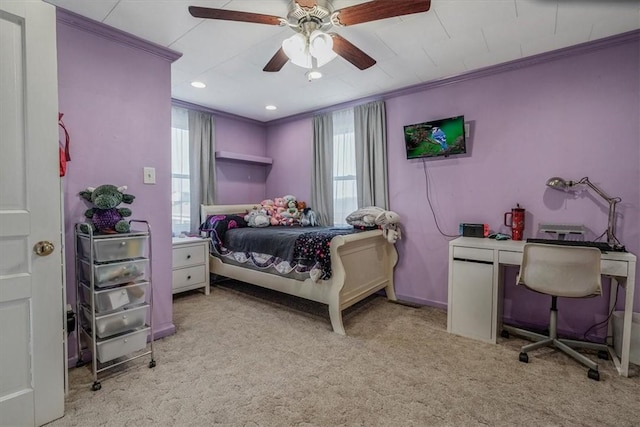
xmin=143 ymin=167 xmax=156 ymax=184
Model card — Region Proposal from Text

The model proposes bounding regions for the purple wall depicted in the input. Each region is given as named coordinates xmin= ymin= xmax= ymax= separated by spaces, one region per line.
xmin=214 ymin=116 xmax=269 ymax=204
xmin=266 ymin=39 xmax=640 ymax=339
xmin=265 ymin=119 xmax=313 ymax=203
xmin=57 ymin=19 xmax=177 ymax=364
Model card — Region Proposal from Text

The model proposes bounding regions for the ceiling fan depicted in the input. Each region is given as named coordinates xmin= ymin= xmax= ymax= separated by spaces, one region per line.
xmin=188 ymin=0 xmax=431 ymax=73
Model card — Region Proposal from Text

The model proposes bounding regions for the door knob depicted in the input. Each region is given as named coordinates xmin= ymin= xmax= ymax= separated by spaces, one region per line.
xmin=33 ymin=241 xmax=55 ymax=256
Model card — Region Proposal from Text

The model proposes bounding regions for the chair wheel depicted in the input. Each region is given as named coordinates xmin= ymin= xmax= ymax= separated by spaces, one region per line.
xmin=148 ymin=360 xmax=156 ymax=368
xmin=91 ymin=381 xmax=102 ymax=391
xmin=519 ymin=352 xmax=529 ymax=363
xmin=588 ymin=369 xmax=600 ymax=381
xmin=501 ymin=330 xmax=510 ymax=339
xmin=597 ymin=350 xmax=609 ymax=360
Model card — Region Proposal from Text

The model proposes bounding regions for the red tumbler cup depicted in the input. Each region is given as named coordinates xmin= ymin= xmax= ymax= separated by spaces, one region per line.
xmin=504 ymin=204 xmax=525 ymax=241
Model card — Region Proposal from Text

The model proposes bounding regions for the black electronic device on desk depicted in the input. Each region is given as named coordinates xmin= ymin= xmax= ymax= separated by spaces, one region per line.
xmin=526 ymin=238 xmax=626 ymax=253
xmin=459 ymin=223 xmax=488 ymax=238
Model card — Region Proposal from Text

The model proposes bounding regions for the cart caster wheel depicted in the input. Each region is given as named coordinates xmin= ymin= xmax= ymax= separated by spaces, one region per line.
xmin=148 ymin=360 xmax=156 ymax=368
xmin=588 ymin=369 xmax=600 ymax=381
xmin=501 ymin=330 xmax=510 ymax=339
xmin=91 ymin=382 xmax=101 ymax=391
xmin=519 ymin=352 xmax=529 ymax=363
xmin=597 ymin=350 xmax=609 ymax=360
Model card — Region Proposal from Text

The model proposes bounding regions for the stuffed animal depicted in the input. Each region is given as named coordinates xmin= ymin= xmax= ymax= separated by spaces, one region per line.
xmin=374 ymin=210 xmax=400 ymax=228
xmin=281 ymin=198 xmax=300 ymax=219
xmin=79 ymin=184 xmax=135 ymax=233
xmin=260 ymin=199 xmax=275 ymax=214
xmin=373 ymin=210 xmax=402 ymax=243
xmin=382 ymin=222 xmax=402 ymax=244
xmin=260 ymin=199 xmax=279 ymax=225
xmin=274 ymin=197 xmax=286 ymax=210
xmin=301 ymin=208 xmax=319 ymax=227
xmin=345 ymin=206 xmax=402 ymax=243
xmin=272 ymin=197 xmax=287 ymax=225
xmin=244 ymin=209 xmax=270 ymax=228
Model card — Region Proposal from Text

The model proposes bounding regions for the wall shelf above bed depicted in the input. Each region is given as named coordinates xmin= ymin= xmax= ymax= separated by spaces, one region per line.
xmin=215 ymin=151 xmax=273 ymax=165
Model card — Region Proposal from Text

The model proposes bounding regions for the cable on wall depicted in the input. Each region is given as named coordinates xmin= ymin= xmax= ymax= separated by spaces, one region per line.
xmin=422 ymin=159 xmax=459 ymax=238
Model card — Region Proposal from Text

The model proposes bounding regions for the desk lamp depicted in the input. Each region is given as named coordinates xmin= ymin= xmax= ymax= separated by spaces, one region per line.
xmin=546 ymin=176 xmax=622 ymax=248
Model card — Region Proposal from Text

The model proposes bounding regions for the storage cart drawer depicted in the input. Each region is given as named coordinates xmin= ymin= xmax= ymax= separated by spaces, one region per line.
xmin=83 ymin=303 xmax=149 ymax=338
xmin=80 ymin=281 xmax=148 ymax=313
xmin=78 ymin=234 xmax=148 ymax=262
xmin=95 ymin=327 xmax=150 ymax=363
xmin=173 ymin=244 xmax=206 ymax=269
xmin=80 ymin=258 xmax=148 ymax=288
xmin=172 ymin=265 xmax=206 ymax=291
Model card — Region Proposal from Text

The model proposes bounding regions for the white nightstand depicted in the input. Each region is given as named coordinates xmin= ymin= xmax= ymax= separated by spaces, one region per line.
xmin=172 ymin=237 xmax=210 ymax=295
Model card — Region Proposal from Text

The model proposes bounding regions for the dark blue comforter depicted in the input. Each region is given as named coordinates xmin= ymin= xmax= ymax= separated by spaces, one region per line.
xmin=212 ymin=225 xmax=367 ymax=280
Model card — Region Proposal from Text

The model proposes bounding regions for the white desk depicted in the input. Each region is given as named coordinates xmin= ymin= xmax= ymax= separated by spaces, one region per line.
xmin=447 ymin=237 xmax=637 ymax=377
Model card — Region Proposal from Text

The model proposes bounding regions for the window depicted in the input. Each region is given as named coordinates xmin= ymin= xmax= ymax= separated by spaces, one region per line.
xmin=332 ymin=108 xmax=356 ymax=226
xmin=171 ymin=106 xmax=190 ymax=235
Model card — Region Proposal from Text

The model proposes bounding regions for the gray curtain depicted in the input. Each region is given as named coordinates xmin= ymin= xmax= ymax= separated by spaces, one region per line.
xmin=354 ymin=100 xmax=389 ymax=209
xmin=311 ymin=113 xmax=334 ymax=226
xmin=188 ymin=110 xmax=215 ymax=233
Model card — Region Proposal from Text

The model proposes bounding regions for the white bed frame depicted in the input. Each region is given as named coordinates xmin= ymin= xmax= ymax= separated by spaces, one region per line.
xmin=201 ymin=204 xmax=398 ymax=335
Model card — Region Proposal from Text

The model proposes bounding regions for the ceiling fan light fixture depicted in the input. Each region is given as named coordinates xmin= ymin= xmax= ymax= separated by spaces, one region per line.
xmin=282 ymin=33 xmax=312 ymax=68
xmin=306 ymin=70 xmax=323 ymax=81
xmin=309 ymin=30 xmax=337 ymax=67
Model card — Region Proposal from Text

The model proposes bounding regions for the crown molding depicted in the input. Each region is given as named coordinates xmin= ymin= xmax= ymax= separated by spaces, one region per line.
xmin=266 ymin=29 xmax=640 ymax=127
xmin=382 ymin=29 xmax=640 ymax=102
xmin=172 ymin=98 xmax=266 ymax=127
xmin=56 ymin=8 xmax=182 ymax=63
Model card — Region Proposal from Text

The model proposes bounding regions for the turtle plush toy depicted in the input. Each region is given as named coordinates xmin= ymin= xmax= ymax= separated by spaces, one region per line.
xmin=79 ymin=184 xmax=135 ymax=233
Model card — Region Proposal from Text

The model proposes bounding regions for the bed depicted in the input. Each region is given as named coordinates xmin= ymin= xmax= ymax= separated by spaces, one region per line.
xmin=201 ymin=204 xmax=398 ymax=335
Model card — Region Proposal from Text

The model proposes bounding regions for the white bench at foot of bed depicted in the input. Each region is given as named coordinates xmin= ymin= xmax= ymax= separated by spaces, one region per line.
xmin=201 ymin=204 xmax=398 ymax=335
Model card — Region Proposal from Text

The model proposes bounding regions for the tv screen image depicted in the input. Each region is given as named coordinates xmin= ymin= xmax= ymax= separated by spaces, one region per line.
xmin=404 ymin=115 xmax=466 ymax=159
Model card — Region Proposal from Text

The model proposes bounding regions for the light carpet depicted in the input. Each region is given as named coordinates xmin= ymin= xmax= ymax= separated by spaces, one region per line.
xmin=50 ymin=281 xmax=639 ymax=426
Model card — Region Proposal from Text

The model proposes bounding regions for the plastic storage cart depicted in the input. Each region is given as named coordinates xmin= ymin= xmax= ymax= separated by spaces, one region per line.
xmin=75 ymin=220 xmax=155 ymax=391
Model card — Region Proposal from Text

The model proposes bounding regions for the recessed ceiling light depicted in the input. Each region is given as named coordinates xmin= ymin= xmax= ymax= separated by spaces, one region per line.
xmin=191 ymin=81 xmax=206 ymax=88
xmin=265 ymin=105 xmax=277 ymax=111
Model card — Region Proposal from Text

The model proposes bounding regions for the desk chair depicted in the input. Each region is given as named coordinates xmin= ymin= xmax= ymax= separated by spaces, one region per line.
xmin=511 ymin=243 xmax=609 ymax=381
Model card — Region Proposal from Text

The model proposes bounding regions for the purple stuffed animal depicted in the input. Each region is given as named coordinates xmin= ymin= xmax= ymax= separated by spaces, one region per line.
xmin=79 ymin=184 xmax=135 ymax=233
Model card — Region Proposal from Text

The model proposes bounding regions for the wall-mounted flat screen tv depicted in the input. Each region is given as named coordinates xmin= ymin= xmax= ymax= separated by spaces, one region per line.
xmin=404 ymin=115 xmax=466 ymax=159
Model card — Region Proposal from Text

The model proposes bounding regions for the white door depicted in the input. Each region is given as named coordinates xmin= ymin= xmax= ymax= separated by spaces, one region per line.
xmin=0 ymin=1 xmax=64 ymax=426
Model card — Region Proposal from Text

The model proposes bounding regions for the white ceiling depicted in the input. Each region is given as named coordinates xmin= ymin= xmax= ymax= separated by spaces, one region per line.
xmin=45 ymin=0 xmax=640 ymax=122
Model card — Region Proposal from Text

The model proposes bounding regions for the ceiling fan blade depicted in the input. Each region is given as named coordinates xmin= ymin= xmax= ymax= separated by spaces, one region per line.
xmin=334 ymin=0 xmax=431 ymax=26
xmin=330 ymin=33 xmax=376 ymax=70
xmin=263 ymin=47 xmax=289 ymax=72
xmin=189 ymin=6 xmax=283 ymax=26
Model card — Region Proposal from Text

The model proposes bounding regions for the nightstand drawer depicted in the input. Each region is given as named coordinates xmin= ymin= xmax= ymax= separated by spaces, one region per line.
xmin=172 ymin=244 xmax=206 ymax=269
xmin=172 ymin=265 xmax=206 ymax=291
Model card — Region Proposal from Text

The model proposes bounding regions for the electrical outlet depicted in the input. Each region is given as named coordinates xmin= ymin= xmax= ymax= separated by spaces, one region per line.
xmin=143 ymin=167 xmax=156 ymax=184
